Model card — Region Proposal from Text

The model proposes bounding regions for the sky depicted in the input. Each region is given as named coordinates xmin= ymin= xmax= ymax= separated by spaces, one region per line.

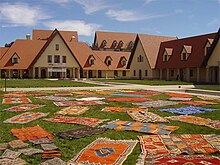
xmin=0 ymin=0 xmax=219 ymax=47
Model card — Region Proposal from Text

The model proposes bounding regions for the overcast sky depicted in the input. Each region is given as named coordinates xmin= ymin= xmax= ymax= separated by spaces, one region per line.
xmin=0 ymin=0 xmax=219 ymax=46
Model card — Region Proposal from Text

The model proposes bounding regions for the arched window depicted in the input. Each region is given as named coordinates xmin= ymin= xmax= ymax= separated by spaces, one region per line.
xmin=112 ymin=40 xmax=117 ymax=48
xmin=102 ymin=40 xmax=107 ymax=47
xmin=128 ymin=41 xmax=134 ymax=49
xmin=118 ymin=41 xmax=123 ymax=48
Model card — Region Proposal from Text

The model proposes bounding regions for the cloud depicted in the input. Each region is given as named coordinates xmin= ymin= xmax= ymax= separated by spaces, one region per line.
xmin=106 ymin=9 xmax=165 ymax=22
xmin=73 ymin=0 xmax=110 ymax=14
xmin=175 ymin=9 xmax=184 ymax=14
xmin=207 ymin=18 xmax=220 ymax=27
xmin=144 ymin=0 xmax=157 ymax=5
xmin=0 ymin=2 xmax=50 ymax=27
xmin=44 ymin=20 xmax=102 ymax=36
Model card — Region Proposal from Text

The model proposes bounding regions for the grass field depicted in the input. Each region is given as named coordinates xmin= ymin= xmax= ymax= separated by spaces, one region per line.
xmin=0 ymin=90 xmax=219 ymax=164
xmin=92 ymin=79 xmax=193 ymax=85
xmin=194 ymin=85 xmax=220 ymax=91
xmin=0 ymin=79 xmax=98 ymax=88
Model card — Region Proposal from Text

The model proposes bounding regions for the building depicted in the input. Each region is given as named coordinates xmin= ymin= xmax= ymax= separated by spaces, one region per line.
xmin=203 ymin=28 xmax=220 ymax=84
xmin=127 ymin=34 xmax=176 ymax=79
xmin=155 ymin=32 xmax=217 ymax=83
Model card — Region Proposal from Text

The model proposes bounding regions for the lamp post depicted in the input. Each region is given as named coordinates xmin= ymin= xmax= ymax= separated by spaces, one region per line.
xmin=4 ymin=70 xmax=7 ymax=92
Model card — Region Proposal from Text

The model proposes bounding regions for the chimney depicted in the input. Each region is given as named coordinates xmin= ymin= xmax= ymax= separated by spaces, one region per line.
xmin=26 ymin=34 xmax=31 ymax=40
xmin=70 ymin=35 xmax=75 ymax=41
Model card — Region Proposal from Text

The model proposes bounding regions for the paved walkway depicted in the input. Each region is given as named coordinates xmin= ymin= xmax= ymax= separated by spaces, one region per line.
xmin=2 ymin=80 xmax=220 ymax=98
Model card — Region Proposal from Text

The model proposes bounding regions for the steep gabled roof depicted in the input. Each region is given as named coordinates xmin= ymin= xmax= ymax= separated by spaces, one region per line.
xmin=0 ymin=47 xmax=10 ymax=60
xmin=94 ymin=50 xmax=130 ymax=70
xmin=0 ymin=39 xmax=46 ymax=69
xmin=66 ymin=42 xmax=108 ymax=70
xmin=94 ymin=31 xmax=137 ymax=49
xmin=127 ymin=34 xmax=176 ymax=69
xmin=33 ymin=29 xmax=78 ymax=42
xmin=202 ymin=28 xmax=220 ymax=67
xmin=156 ymin=32 xmax=217 ymax=69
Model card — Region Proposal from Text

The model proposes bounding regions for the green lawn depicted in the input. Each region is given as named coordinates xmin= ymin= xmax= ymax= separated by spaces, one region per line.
xmin=0 ymin=79 xmax=98 ymax=88
xmin=194 ymin=85 xmax=220 ymax=91
xmin=0 ymin=90 xmax=219 ymax=164
xmin=91 ymin=79 xmax=193 ymax=85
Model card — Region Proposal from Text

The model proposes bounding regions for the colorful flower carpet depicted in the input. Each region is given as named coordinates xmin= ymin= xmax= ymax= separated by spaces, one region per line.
xmin=168 ymin=97 xmax=192 ymax=101
xmin=72 ymin=91 xmax=94 ymax=95
xmin=110 ymin=93 xmax=147 ymax=98
xmin=76 ymin=97 xmax=105 ymax=101
xmin=159 ymin=106 xmax=217 ymax=115
xmin=181 ymin=100 xmax=218 ymax=106
xmin=127 ymin=90 xmax=161 ymax=96
xmin=35 ymin=95 xmax=74 ymax=101
xmin=11 ymin=126 xmax=53 ymax=141
xmin=67 ymin=138 xmax=138 ymax=165
xmin=55 ymin=106 xmax=90 ymax=115
xmin=3 ymin=112 xmax=49 ymax=124
xmin=2 ymin=97 xmax=31 ymax=104
xmin=53 ymin=100 xmax=106 ymax=107
xmin=127 ymin=110 xmax=168 ymax=123
xmin=137 ymin=154 xmax=220 ymax=165
xmin=54 ymin=93 xmax=72 ymax=97
xmin=167 ymin=93 xmax=192 ymax=98
xmin=166 ymin=115 xmax=220 ymax=129
xmin=2 ymin=104 xmax=45 ymax=112
xmin=101 ymin=107 xmax=147 ymax=113
xmin=44 ymin=116 xmax=109 ymax=127
xmin=107 ymin=97 xmax=151 ymax=102
xmin=55 ymin=126 xmax=107 ymax=139
xmin=133 ymin=100 xmax=178 ymax=108
xmin=101 ymin=120 xmax=179 ymax=135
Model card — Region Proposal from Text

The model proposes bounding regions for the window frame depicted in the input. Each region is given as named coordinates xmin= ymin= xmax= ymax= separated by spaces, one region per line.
xmin=48 ymin=55 xmax=52 ymax=63
xmin=54 ymin=55 xmax=60 ymax=63
xmin=55 ymin=44 xmax=59 ymax=51
xmin=62 ymin=56 xmax=66 ymax=63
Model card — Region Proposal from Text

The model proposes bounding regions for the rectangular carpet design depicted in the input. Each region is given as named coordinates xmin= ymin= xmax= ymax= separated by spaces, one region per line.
xmin=68 ymin=138 xmax=138 ymax=165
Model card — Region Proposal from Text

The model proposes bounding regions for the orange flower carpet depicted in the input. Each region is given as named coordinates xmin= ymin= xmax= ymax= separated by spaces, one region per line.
xmin=181 ymin=100 xmax=217 ymax=106
xmin=2 ymin=97 xmax=31 ymax=104
xmin=53 ymin=100 xmax=106 ymax=107
xmin=67 ymin=138 xmax=138 ymax=165
xmin=3 ymin=112 xmax=49 ymax=124
xmin=44 ymin=116 xmax=109 ymax=127
xmin=166 ymin=115 xmax=220 ymax=129
xmin=101 ymin=107 xmax=147 ymax=113
xmin=55 ymin=106 xmax=89 ymax=115
xmin=101 ymin=120 xmax=179 ymax=135
xmin=2 ymin=104 xmax=44 ymax=112
xmin=106 ymin=97 xmax=151 ymax=102
xmin=11 ymin=126 xmax=53 ymax=141
xmin=167 ymin=93 xmax=192 ymax=98
xmin=127 ymin=90 xmax=161 ymax=96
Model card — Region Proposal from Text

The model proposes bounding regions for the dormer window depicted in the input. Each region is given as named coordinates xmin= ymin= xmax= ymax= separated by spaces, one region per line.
xmin=88 ymin=55 xmax=95 ymax=65
xmin=181 ymin=45 xmax=192 ymax=61
xmin=118 ymin=41 xmax=123 ymax=48
xmin=105 ymin=56 xmax=113 ymax=66
xmin=121 ymin=59 xmax=126 ymax=66
xmin=102 ymin=40 xmax=107 ymax=47
xmin=127 ymin=41 xmax=134 ymax=49
xmin=112 ymin=40 xmax=117 ymax=48
xmin=163 ymin=48 xmax=173 ymax=62
xmin=11 ymin=53 xmax=19 ymax=64
xmin=204 ymin=38 xmax=213 ymax=56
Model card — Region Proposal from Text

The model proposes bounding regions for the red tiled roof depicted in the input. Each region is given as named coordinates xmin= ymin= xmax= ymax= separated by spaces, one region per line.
xmin=0 ymin=39 xmax=46 ymax=69
xmin=66 ymin=42 xmax=109 ymax=70
xmin=156 ymin=32 xmax=217 ymax=69
xmin=94 ymin=31 xmax=137 ymax=49
xmin=0 ymin=47 xmax=10 ymax=60
xmin=128 ymin=34 xmax=176 ymax=69
xmin=33 ymin=29 xmax=78 ymax=42
xmin=93 ymin=50 xmax=130 ymax=70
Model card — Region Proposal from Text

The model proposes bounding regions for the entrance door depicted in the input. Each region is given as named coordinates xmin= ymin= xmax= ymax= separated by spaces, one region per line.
xmin=41 ymin=69 xmax=46 ymax=78
xmin=180 ymin=69 xmax=184 ymax=81
xmin=139 ymin=69 xmax=142 ymax=80
xmin=88 ymin=70 xmax=93 ymax=78
xmin=98 ymin=70 xmax=102 ymax=78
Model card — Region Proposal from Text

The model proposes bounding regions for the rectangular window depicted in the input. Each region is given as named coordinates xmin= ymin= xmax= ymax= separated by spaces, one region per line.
xmin=54 ymin=55 xmax=60 ymax=63
xmin=170 ymin=69 xmax=174 ymax=77
xmin=145 ymin=70 xmax=148 ymax=76
xmin=182 ymin=53 xmax=187 ymax=60
xmin=122 ymin=70 xmax=126 ymax=76
xmin=114 ymin=70 xmax=118 ymax=77
xmin=62 ymin=56 xmax=66 ymax=63
xmin=55 ymin=44 xmax=59 ymax=51
xmin=134 ymin=70 xmax=136 ymax=76
xmin=48 ymin=55 xmax=52 ymax=63
xmin=12 ymin=57 xmax=18 ymax=64
xmin=190 ymin=69 xmax=193 ymax=77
